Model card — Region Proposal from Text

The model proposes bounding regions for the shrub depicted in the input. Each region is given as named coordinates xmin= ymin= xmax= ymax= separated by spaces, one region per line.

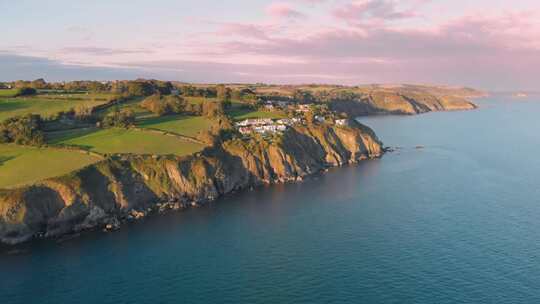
xmin=102 ymin=108 xmax=135 ymax=128
xmin=141 ymin=94 xmax=187 ymax=116
xmin=15 ymin=87 xmax=37 ymax=97
xmin=0 ymin=114 xmax=44 ymax=145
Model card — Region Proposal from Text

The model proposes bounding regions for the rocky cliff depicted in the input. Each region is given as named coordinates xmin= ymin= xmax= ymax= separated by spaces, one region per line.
xmin=0 ymin=122 xmax=383 ymax=245
xmin=329 ymin=91 xmax=477 ymax=117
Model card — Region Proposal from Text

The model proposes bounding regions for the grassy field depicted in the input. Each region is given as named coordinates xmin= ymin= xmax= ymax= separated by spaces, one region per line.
xmin=0 ymin=96 xmax=111 ymax=121
xmin=185 ymin=96 xmax=218 ymax=105
xmin=46 ymin=128 xmax=100 ymax=144
xmin=229 ymin=109 xmax=287 ymax=121
xmin=94 ymin=97 xmax=150 ymax=119
xmin=55 ymin=128 xmax=204 ymax=156
xmin=0 ymin=89 xmax=19 ymax=98
xmin=36 ymin=92 xmax=116 ymax=101
xmin=137 ymin=115 xmax=212 ymax=137
xmin=0 ymin=144 xmax=101 ymax=189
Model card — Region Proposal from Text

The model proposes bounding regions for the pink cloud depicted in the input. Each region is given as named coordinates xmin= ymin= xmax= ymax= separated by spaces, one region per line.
xmin=10 ymin=1 xmax=540 ymax=90
xmin=266 ymin=2 xmax=305 ymax=19
xmin=333 ymin=0 xmax=418 ymax=22
xmin=149 ymin=10 xmax=540 ymax=89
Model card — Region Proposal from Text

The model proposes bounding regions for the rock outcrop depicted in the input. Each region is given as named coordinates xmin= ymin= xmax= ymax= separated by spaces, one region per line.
xmin=329 ymin=91 xmax=477 ymax=117
xmin=0 ymin=122 xmax=383 ymax=245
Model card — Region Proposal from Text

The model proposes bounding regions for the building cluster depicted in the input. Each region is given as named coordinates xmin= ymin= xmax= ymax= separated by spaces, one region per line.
xmin=262 ymin=100 xmax=313 ymax=114
xmin=263 ymin=100 xmax=291 ymax=110
xmin=236 ymin=118 xmax=302 ymax=135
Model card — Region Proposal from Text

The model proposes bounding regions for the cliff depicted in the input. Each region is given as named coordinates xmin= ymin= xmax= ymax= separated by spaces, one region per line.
xmin=329 ymin=90 xmax=477 ymax=117
xmin=0 ymin=122 xmax=383 ymax=245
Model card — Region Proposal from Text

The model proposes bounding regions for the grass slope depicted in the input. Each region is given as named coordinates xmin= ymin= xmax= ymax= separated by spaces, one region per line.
xmin=0 ymin=89 xmax=19 ymax=98
xmin=0 ymin=144 xmax=101 ymax=189
xmin=137 ymin=115 xmax=212 ymax=137
xmin=0 ymin=96 xmax=110 ymax=121
xmin=229 ymin=109 xmax=287 ymax=121
xmin=56 ymin=128 xmax=204 ymax=155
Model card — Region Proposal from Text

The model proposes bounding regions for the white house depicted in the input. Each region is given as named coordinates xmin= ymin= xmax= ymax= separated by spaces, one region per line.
xmin=335 ymin=119 xmax=350 ymax=126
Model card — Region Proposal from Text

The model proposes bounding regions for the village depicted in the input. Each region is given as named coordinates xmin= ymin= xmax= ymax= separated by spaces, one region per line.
xmin=235 ymin=99 xmax=351 ymax=136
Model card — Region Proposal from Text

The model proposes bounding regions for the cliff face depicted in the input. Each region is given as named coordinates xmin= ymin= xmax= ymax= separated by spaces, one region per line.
xmin=0 ymin=123 xmax=383 ymax=245
xmin=329 ymin=91 xmax=477 ymax=117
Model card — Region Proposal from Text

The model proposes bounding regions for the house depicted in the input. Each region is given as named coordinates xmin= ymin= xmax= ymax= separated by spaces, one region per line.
xmin=170 ymin=89 xmax=180 ymax=96
xmin=295 ymin=104 xmax=311 ymax=113
xmin=277 ymin=118 xmax=293 ymax=126
xmin=277 ymin=101 xmax=290 ymax=108
xmin=238 ymin=127 xmax=252 ymax=135
xmin=235 ymin=118 xmax=274 ymax=127
xmin=236 ymin=118 xmax=289 ymax=135
xmin=314 ymin=115 xmax=325 ymax=123
xmin=335 ymin=119 xmax=350 ymax=126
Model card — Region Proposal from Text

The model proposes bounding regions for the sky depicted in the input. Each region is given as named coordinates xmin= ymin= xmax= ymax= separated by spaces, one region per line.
xmin=1 ymin=0 xmax=539 ymax=90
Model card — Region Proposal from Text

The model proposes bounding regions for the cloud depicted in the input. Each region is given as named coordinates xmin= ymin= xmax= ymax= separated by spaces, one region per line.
xmin=217 ymin=23 xmax=273 ymax=40
xmin=333 ymin=0 xmax=418 ymax=22
xmin=266 ymin=2 xmax=305 ymax=19
xmin=3 ymin=1 xmax=540 ymax=89
xmin=60 ymin=47 xmax=153 ymax=56
xmin=0 ymin=53 xmax=148 ymax=82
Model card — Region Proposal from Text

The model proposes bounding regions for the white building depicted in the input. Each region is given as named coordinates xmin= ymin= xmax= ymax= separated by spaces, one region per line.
xmin=236 ymin=118 xmax=289 ymax=135
xmin=295 ymin=104 xmax=311 ymax=113
xmin=335 ymin=119 xmax=350 ymax=126
xmin=314 ymin=115 xmax=325 ymax=123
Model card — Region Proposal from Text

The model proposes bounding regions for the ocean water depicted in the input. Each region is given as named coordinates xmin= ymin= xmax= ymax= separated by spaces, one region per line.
xmin=2 ymin=94 xmax=540 ymax=303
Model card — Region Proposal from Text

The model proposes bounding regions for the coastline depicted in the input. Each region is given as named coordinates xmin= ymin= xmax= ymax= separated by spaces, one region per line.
xmin=0 ymin=122 xmax=383 ymax=245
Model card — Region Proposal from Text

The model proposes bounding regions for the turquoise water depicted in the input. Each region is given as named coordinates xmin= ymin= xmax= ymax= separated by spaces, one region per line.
xmin=2 ymin=94 xmax=540 ymax=303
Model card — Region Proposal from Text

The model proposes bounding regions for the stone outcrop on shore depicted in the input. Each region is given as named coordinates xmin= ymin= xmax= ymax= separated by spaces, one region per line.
xmin=329 ymin=91 xmax=477 ymax=117
xmin=0 ymin=122 xmax=383 ymax=245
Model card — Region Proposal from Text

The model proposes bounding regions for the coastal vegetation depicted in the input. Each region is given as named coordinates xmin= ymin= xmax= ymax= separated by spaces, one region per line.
xmin=53 ymin=128 xmax=204 ymax=156
xmin=137 ymin=115 xmax=213 ymax=138
xmin=0 ymin=144 xmax=101 ymax=189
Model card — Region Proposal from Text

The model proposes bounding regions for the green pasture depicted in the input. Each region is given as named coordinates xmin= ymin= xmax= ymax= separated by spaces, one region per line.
xmin=137 ymin=115 xmax=212 ymax=137
xmin=0 ymin=144 xmax=101 ymax=189
xmin=55 ymin=128 xmax=204 ymax=156
xmin=0 ymin=96 xmax=110 ymax=121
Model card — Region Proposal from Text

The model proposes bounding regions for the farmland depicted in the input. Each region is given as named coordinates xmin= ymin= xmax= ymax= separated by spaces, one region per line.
xmin=54 ymin=128 xmax=205 ymax=156
xmin=229 ymin=108 xmax=287 ymax=121
xmin=0 ymin=144 xmax=101 ymax=188
xmin=0 ymin=89 xmax=20 ymax=98
xmin=0 ymin=95 xmax=112 ymax=121
xmin=137 ymin=115 xmax=212 ymax=137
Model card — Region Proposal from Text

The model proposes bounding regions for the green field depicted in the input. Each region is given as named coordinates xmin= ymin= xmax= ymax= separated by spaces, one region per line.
xmin=0 ymin=89 xmax=19 ymax=98
xmin=94 ymin=97 xmax=150 ymax=119
xmin=229 ymin=109 xmax=287 ymax=121
xmin=137 ymin=115 xmax=212 ymax=137
xmin=55 ymin=128 xmax=204 ymax=155
xmin=0 ymin=144 xmax=101 ymax=189
xmin=0 ymin=96 xmax=111 ymax=121
xmin=185 ymin=96 xmax=218 ymax=105
xmin=36 ymin=92 xmax=115 ymax=101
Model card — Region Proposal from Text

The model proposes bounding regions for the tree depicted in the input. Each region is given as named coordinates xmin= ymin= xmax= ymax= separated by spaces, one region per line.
xmin=102 ymin=108 xmax=135 ymax=128
xmin=31 ymin=78 xmax=47 ymax=89
xmin=74 ymin=104 xmax=94 ymax=121
xmin=0 ymin=114 xmax=44 ymax=145
xmin=201 ymin=100 xmax=225 ymax=117
xmin=293 ymin=89 xmax=314 ymax=103
xmin=155 ymin=81 xmax=173 ymax=95
xmin=16 ymin=87 xmax=37 ymax=96
xmin=141 ymin=94 xmax=187 ymax=116
xmin=127 ymin=81 xmax=154 ymax=96
xmin=216 ymin=85 xmax=231 ymax=102
xmin=88 ymin=81 xmax=107 ymax=93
